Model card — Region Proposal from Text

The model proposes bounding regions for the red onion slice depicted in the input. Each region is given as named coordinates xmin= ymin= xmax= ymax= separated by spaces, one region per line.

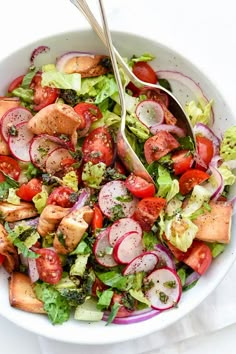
xmin=193 ymin=123 xmax=221 ymax=155
xmin=102 ymin=309 xmax=160 ymax=325
xmin=70 ymin=188 xmax=90 ymax=212
xmin=156 ymin=70 xmax=214 ymax=124
xmin=150 ymin=123 xmax=185 ymax=137
xmin=30 ymin=46 xmax=50 ymax=65
xmin=28 ymin=258 xmax=39 ymax=283
xmin=184 ymin=271 xmax=201 ymax=287
xmin=56 ymin=51 xmax=95 ymax=72
xmin=204 ymin=165 xmax=224 ymax=201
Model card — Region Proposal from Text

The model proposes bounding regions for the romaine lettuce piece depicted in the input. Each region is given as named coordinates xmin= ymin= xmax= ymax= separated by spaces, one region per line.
xmin=220 ymin=126 xmax=236 ymax=161
xmin=32 ymin=188 xmax=48 ymax=213
xmin=218 ymin=163 xmax=236 ymax=186
xmin=62 ymin=171 xmax=78 ymax=192
xmin=185 ymin=99 xmax=213 ymax=126
xmin=82 ymin=162 xmax=106 ymax=189
xmin=42 ymin=71 xmax=81 ymax=91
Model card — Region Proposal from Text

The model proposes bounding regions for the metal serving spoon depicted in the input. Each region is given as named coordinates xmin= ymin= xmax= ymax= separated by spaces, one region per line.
xmin=70 ymin=0 xmax=195 ymax=183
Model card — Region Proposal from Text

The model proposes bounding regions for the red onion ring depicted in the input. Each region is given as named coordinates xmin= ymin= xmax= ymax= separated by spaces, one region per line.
xmin=102 ymin=309 xmax=160 ymax=325
xmin=156 ymin=70 xmax=214 ymax=124
xmin=28 ymin=258 xmax=39 ymax=283
xmin=30 ymin=46 xmax=50 ymax=65
xmin=208 ymin=165 xmax=224 ymax=201
xmin=184 ymin=271 xmax=200 ymax=287
xmin=56 ymin=51 xmax=95 ymax=72
xmin=193 ymin=123 xmax=221 ymax=155
xmin=150 ymin=123 xmax=185 ymax=137
xmin=70 ymin=188 xmax=90 ymax=212
xmin=77 ymin=115 xmax=91 ymax=138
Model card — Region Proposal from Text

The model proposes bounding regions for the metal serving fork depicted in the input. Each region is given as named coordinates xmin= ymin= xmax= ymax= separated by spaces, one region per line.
xmin=70 ymin=0 xmax=195 ymax=183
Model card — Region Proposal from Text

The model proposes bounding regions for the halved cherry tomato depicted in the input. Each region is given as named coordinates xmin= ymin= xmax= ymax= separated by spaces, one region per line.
xmin=16 ymin=178 xmax=42 ymax=201
xmin=91 ymin=277 xmax=108 ymax=297
xmin=110 ymin=293 xmax=137 ymax=318
xmin=196 ymin=136 xmax=214 ymax=170
xmin=35 ymin=248 xmax=62 ymax=284
xmin=126 ymin=82 xmax=141 ymax=96
xmin=172 ymin=150 xmax=193 ymax=175
xmin=132 ymin=62 xmax=157 ymax=84
xmin=30 ymin=73 xmax=59 ymax=111
xmin=8 ymin=75 xmax=25 ymax=93
xmin=82 ymin=127 xmax=114 ymax=166
xmin=0 ymin=156 xmax=21 ymax=182
xmin=91 ymin=205 xmax=103 ymax=232
xmin=183 ymin=240 xmax=212 ymax=275
xmin=125 ymin=174 xmax=155 ymax=198
xmin=47 ymin=186 xmax=76 ymax=208
xmin=114 ymin=160 xmax=127 ymax=175
xmin=133 ymin=197 xmax=166 ymax=231
xmin=144 ymin=131 xmax=180 ymax=164
xmin=74 ymin=102 xmax=102 ymax=123
xmin=165 ymin=240 xmax=188 ymax=262
xmin=179 ymin=169 xmax=210 ymax=195
xmin=0 ymin=254 xmax=5 ymax=266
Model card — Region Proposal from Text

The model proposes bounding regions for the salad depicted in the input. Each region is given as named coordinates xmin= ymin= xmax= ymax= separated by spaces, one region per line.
xmin=0 ymin=47 xmax=235 ymax=326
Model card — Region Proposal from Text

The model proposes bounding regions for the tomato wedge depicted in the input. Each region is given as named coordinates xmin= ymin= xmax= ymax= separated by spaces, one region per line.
xmin=8 ymin=75 xmax=25 ymax=93
xmin=30 ymin=73 xmax=59 ymax=111
xmin=172 ymin=150 xmax=193 ymax=175
xmin=16 ymin=178 xmax=42 ymax=201
xmin=91 ymin=205 xmax=103 ymax=232
xmin=82 ymin=127 xmax=114 ymax=166
xmin=74 ymin=102 xmax=102 ymax=122
xmin=47 ymin=186 xmax=76 ymax=208
xmin=35 ymin=248 xmax=63 ymax=284
xmin=125 ymin=174 xmax=155 ymax=198
xmin=132 ymin=62 xmax=157 ymax=84
xmin=179 ymin=169 xmax=210 ymax=195
xmin=0 ymin=156 xmax=21 ymax=182
xmin=0 ymin=254 xmax=5 ymax=266
xmin=144 ymin=131 xmax=180 ymax=164
xmin=183 ymin=240 xmax=212 ymax=275
xmin=196 ymin=136 xmax=214 ymax=170
xmin=133 ymin=197 xmax=166 ymax=231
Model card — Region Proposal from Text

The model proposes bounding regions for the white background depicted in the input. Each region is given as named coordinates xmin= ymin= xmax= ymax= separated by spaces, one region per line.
xmin=1 ymin=0 xmax=236 ymax=353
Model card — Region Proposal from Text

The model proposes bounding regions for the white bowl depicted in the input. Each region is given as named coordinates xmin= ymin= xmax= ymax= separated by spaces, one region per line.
xmin=0 ymin=29 xmax=235 ymax=345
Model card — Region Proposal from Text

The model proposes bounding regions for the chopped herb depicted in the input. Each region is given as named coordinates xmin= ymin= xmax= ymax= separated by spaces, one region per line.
xmin=116 ymin=194 xmax=133 ymax=202
xmin=163 ymin=280 xmax=177 ymax=289
xmin=105 ymin=302 xmax=120 ymax=326
xmin=143 ymin=279 xmax=154 ymax=291
xmin=110 ymin=204 xmax=125 ymax=221
xmin=8 ymin=125 xmax=18 ymax=136
xmin=159 ymin=291 xmax=169 ymax=304
xmin=57 ymin=230 xmax=66 ymax=247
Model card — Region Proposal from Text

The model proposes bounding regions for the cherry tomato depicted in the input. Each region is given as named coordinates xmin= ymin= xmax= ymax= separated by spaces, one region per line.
xmin=74 ymin=102 xmax=102 ymax=123
xmin=183 ymin=240 xmax=212 ymax=275
xmin=172 ymin=150 xmax=193 ymax=175
xmin=133 ymin=197 xmax=166 ymax=231
xmin=132 ymin=62 xmax=157 ymax=84
xmin=82 ymin=127 xmax=114 ymax=166
xmin=165 ymin=240 xmax=188 ymax=262
xmin=16 ymin=178 xmax=42 ymax=201
xmin=110 ymin=293 xmax=136 ymax=318
xmin=179 ymin=169 xmax=210 ymax=195
xmin=114 ymin=160 xmax=127 ymax=175
xmin=126 ymin=82 xmax=141 ymax=96
xmin=91 ymin=277 xmax=108 ymax=297
xmin=144 ymin=131 xmax=180 ymax=164
xmin=125 ymin=174 xmax=156 ymax=198
xmin=0 ymin=156 xmax=21 ymax=182
xmin=60 ymin=158 xmax=77 ymax=169
xmin=47 ymin=186 xmax=76 ymax=208
xmin=0 ymin=254 xmax=5 ymax=266
xmin=196 ymin=136 xmax=214 ymax=170
xmin=91 ymin=205 xmax=103 ymax=232
xmin=8 ymin=75 xmax=25 ymax=93
xmin=35 ymin=248 xmax=63 ymax=284
xmin=30 ymin=73 xmax=59 ymax=111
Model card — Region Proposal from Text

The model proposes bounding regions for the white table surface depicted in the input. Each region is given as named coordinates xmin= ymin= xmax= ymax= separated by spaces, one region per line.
xmin=1 ymin=0 xmax=236 ymax=353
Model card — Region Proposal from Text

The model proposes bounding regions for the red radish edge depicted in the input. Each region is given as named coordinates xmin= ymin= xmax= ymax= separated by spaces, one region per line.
xmin=113 ymin=231 xmax=143 ymax=264
xmin=93 ymin=228 xmax=118 ymax=268
xmin=135 ymin=99 xmax=164 ymax=128
xmin=109 ymin=218 xmax=142 ymax=247
xmin=8 ymin=121 xmax=34 ymax=162
xmin=1 ymin=106 xmax=32 ymax=142
xmin=123 ymin=252 xmax=159 ymax=275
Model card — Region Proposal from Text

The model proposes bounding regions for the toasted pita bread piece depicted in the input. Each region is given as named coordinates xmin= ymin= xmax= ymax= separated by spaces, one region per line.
xmin=0 ymin=202 xmax=38 ymax=222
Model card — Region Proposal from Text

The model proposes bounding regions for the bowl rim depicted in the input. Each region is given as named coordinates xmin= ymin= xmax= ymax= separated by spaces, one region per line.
xmin=0 ymin=28 xmax=235 ymax=345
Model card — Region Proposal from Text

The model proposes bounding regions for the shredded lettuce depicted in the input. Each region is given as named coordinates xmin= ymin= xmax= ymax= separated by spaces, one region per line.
xmin=207 ymin=242 xmax=225 ymax=258
xmin=129 ymin=289 xmax=151 ymax=306
xmin=165 ymin=214 xmax=198 ymax=252
xmin=11 ymin=87 xmax=34 ymax=103
xmin=6 ymin=188 xmax=21 ymax=205
xmin=166 ymin=179 xmax=180 ymax=202
xmin=185 ymin=99 xmax=213 ymax=126
xmin=96 ymin=290 xmax=114 ymax=311
xmin=129 ymin=53 xmax=155 ymax=65
xmin=32 ymin=188 xmax=48 ymax=213
xmin=90 ymin=110 xmax=120 ymax=131
xmin=218 ymin=163 xmax=236 ymax=186
xmin=111 ymin=91 xmax=139 ymax=114
xmin=220 ymin=126 xmax=236 ymax=161
xmin=62 ymin=171 xmax=78 ymax=191
xmin=79 ymin=75 xmax=118 ymax=104
xmin=126 ymin=113 xmax=150 ymax=141
xmin=142 ymin=231 xmax=159 ymax=250
xmin=82 ymin=162 xmax=106 ymax=189
xmin=42 ymin=71 xmax=81 ymax=91
xmin=21 ymin=67 xmax=38 ymax=89
xmin=156 ymin=165 xmax=173 ymax=198
xmin=70 ymin=254 xmax=89 ymax=277
xmin=182 ymin=185 xmax=211 ymax=218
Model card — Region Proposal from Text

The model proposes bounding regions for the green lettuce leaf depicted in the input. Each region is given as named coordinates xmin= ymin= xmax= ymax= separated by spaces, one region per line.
xmin=156 ymin=165 xmax=173 ymax=198
xmin=32 ymin=188 xmax=48 ymax=213
xmin=207 ymin=242 xmax=225 ymax=258
xmin=185 ymin=99 xmax=213 ymax=126
xmin=70 ymin=254 xmax=89 ymax=277
xmin=82 ymin=162 xmax=106 ymax=189
xmin=11 ymin=87 xmax=34 ymax=103
xmin=34 ymin=282 xmax=70 ymax=325
xmin=220 ymin=126 xmax=236 ymax=161
xmin=126 ymin=113 xmax=150 ymax=141
xmin=42 ymin=71 xmax=81 ymax=91
xmin=182 ymin=185 xmax=211 ymax=218
xmin=129 ymin=53 xmax=155 ymax=65
xmin=129 ymin=289 xmax=151 ymax=306
xmin=96 ymin=271 xmax=133 ymax=291
xmin=79 ymin=75 xmax=117 ymax=104
xmin=96 ymin=289 xmax=114 ymax=311
xmin=218 ymin=163 xmax=236 ymax=186
xmin=6 ymin=188 xmax=21 ymax=205
xmin=62 ymin=171 xmax=78 ymax=191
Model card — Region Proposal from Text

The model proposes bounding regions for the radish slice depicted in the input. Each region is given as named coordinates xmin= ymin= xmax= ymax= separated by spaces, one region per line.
xmin=153 ymin=244 xmax=175 ymax=270
xmin=29 ymin=134 xmax=62 ymax=169
xmin=45 ymin=147 xmax=73 ymax=175
xmin=98 ymin=181 xmax=138 ymax=219
xmin=8 ymin=122 xmax=34 ymax=162
xmin=113 ymin=231 xmax=144 ymax=264
xmin=123 ymin=252 xmax=159 ymax=275
xmin=1 ymin=107 xmax=32 ymax=142
xmin=150 ymin=123 xmax=185 ymax=137
xmin=109 ymin=218 xmax=142 ymax=247
xmin=145 ymin=267 xmax=182 ymax=310
xmin=135 ymin=100 xmax=164 ymax=128
xmin=93 ymin=228 xmax=118 ymax=268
